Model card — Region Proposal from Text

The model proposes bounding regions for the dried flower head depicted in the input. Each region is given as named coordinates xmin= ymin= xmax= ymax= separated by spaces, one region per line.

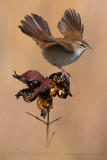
xmin=13 ymin=70 xmax=72 ymax=118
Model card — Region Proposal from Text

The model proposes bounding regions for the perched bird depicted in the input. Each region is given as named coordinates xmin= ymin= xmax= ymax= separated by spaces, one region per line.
xmin=19 ymin=9 xmax=92 ymax=77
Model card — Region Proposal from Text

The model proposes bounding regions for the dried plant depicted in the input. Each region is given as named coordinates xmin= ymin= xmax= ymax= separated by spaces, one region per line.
xmin=13 ymin=70 xmax=72 ymax=147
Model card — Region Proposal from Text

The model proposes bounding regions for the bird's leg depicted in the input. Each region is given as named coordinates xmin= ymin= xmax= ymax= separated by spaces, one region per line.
xmin=56 ymin=66 xmax=71 ymax=78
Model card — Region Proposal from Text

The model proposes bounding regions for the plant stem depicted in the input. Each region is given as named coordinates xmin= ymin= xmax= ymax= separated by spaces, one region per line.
xmin=47 ymin=131 xmax=55 ymax=148
xmin=26 ymin=110 xmax=62 ymax=148
xmin=46 ymin=109 xmax=50 ymax=146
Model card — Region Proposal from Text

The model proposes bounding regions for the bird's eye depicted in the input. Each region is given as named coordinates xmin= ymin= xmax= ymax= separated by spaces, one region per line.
xmin=80 ymin=43 xmax=84 ymax=47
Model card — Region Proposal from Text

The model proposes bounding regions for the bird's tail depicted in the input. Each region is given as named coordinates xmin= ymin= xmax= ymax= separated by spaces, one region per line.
xmin=19 ymin=13 xmax=52 ymax=45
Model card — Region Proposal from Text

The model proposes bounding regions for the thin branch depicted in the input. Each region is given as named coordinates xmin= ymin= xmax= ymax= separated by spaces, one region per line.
xmin=47 ymin=131 xmax=55 ymax=148
xmin=49 ymin=117 xmax=62 ymax=125
xmin=26 ymin=112 xmax=46 ymax=124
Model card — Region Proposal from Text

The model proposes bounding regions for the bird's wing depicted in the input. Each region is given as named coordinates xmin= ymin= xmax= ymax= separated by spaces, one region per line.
xmin=57 ymin=9 xmax=84 ymax=39
xmin=42 ymin=38 xmax=73 ymax=53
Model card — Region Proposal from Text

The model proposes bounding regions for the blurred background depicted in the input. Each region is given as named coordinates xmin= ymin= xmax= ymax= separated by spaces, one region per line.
xmin=0 ymin=0 xmax=107 ymax=160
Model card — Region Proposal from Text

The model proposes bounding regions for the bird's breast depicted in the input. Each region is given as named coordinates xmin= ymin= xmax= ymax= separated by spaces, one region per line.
xmin=42 ymin=45 xmax=84 ymax=67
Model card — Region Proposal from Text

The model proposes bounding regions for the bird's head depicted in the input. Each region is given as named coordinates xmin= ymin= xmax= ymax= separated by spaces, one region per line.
xmin=72 ymin=39 xmax=93 ymax=54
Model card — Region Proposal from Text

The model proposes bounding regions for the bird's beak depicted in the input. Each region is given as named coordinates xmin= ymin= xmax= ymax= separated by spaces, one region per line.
xmin=88 ymin=46 xmax=93 ymax=50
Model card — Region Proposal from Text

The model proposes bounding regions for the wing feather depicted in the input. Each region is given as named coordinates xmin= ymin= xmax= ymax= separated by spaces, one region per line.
xmin=57 ymin=9 xmax=84 ymax=39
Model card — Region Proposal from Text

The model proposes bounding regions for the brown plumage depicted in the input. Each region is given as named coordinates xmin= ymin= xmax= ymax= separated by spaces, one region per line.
xmin=58 ymin=9 xmax=84 ymax=39
xmin=19 ymin=13 xmax=52 ymax=45
xmin=19 ymin=9 xmax=92 ymax=76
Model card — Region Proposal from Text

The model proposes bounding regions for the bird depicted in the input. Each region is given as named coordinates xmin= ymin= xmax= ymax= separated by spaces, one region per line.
xmin=19 ymin=9 xmax=92 ymax=78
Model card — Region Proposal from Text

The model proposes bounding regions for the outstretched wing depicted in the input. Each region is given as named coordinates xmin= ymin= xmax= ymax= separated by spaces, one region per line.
xmin=57 ymin=9 xmax=84 ymax=39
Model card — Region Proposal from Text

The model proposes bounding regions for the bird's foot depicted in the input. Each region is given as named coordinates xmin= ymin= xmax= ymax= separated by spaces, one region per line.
xmin=56 ymin=66 xmax=71 ymax=79
xmin=62 ymin=70 xmax=71 ymax=79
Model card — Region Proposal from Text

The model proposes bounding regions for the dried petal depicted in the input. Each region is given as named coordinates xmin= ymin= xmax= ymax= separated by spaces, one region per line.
xmin=37 ymin=93 xmax=53 ymax=118
xmin=15 ymin=87 xmax=40 ymax=102
xmin=13 ymin=70 xmax=44 ymax=84
xmin=49 ymin=72 xmax=72 ymax=98
xmin=40 ymin=109 xmax=47 ymax=119
xmin=39 ymin=78 xmax=50 ymax=93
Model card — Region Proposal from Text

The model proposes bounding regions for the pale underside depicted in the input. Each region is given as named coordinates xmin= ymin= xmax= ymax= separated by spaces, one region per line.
xmin=42 ymin=44 xmax=85 ymax=67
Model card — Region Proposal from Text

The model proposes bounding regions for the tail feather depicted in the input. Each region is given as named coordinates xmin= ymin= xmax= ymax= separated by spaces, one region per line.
xmin=31 ymin=13 xmax=51 ymax=35
xmin=19 ymin=14 xmax=52 ymax=44
xmin=20 ymin=20 xmax=40 ymax=38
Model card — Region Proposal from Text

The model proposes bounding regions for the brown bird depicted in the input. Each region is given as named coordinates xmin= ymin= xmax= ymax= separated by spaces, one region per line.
xmin=19 ymin=9 xmax=92 ymax=77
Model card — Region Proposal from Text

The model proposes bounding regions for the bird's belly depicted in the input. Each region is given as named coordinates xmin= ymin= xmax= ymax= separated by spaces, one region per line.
xmin=42 ymin=48 xmax=83 ymax=67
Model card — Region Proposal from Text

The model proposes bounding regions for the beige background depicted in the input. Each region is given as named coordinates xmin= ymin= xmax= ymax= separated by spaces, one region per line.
xmin=0 ymin=0 xmax=107 ymax=160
